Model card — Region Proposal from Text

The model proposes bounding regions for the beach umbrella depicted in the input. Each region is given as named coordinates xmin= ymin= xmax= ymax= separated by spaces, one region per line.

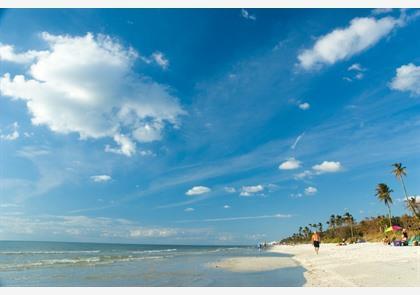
xmin=384 ymin=225 xmax=403 ymax=232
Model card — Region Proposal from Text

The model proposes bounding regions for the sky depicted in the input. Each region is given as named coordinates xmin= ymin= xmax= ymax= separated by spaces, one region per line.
xmin=0 ymin=8 xmax=420 ymax=245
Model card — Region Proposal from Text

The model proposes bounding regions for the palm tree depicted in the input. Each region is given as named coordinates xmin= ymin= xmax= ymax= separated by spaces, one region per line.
xmin=303 ymin=226 xmax=310 ymax=239
xmin=375 ymin=183 xmax=393 ymax=227
xmin=317 ymin=222 xmax=323 ymax=233
xmin=328 ymin=214 xmax=336 ymax=236
xmin=343 ymin=212 xmax=354 ymax=239
xmin=309 ymin=223 xmax=317 ymax=232
xmin=392 ymin=163 xmax=419 ymax=218
xmin=336 ymin=215 xmax=343 ymax=227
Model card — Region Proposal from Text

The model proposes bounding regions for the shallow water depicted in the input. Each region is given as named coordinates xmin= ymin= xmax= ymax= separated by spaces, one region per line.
xmin=0 ymin=241 xmax=305 ymax=286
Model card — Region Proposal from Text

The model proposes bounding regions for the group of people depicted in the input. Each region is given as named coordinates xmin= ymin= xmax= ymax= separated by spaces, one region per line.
xmin=382 ymin=228 xmax=418 ymax=246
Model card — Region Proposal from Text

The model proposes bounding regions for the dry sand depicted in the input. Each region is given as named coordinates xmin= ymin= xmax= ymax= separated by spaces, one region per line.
xmin=270 ymin=242 xmax=420 ymax=287
xmin=207 ymin=256 xmax=299 ymax=273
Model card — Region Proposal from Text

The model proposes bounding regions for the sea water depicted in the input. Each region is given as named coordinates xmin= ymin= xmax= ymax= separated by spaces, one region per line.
xmin=0 ymin=241 xmax=305 ymax=286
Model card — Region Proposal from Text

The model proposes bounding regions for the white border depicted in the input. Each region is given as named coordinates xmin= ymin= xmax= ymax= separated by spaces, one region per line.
xmin=1 ymin=0 xmax=420 ymax=8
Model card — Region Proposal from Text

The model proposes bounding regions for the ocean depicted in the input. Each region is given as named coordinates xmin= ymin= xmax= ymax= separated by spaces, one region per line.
xmin=0 ymin=241 xmax=305 ymax=286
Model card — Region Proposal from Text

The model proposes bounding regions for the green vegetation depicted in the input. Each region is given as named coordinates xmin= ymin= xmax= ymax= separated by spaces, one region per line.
xmin=280 ymin=213 xmax=420 ymax=244
xmin=280 ymin=162 xmax=420 ymax=244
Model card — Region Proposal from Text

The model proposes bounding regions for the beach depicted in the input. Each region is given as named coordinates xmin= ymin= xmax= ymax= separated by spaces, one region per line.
xmin=269 ymin=243 xmax=420 ymax=287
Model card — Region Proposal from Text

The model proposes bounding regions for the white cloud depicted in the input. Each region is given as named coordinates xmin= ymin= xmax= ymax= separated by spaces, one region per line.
xmin=346 ymin=63 xmax=366 ymax=81
xmin=298 ymin=16 xmax=400 ymax=70
xmin=0 ymin=214 xmax=201 ymax=240
xmin=355 ymin=72 xmax=364 ymax=80
xmin=304 ymin=186 xmax=318 ymax=195
xmin=177 ymin=213 xmax=292 ymax=223
xmin=223 ymin=205 xmax=230 ymax=209
xmin=312 ymin=161 xmax=342 ymax=173
xmin=279 ymin=157 xmax=302 ymax=170
xmin=298 ymin=102 xmax=310 ymax=110
xmin=294 ymin=170 xmax=313 ymax=180
xmin=16 ymin=146 xmax=50 ymax=158
xmin=90 ymin=175 xmax=112 ymax=183
xmin=241 ymin=9 xmax=256 ymax=21
xmin=390 ymin=63 xmax=420 ymax=96
xmin=184 ymin=207 xmax=195 ymax=212
xmin=186 ymin=186 xmax=211 ymax=196
xmin=224 ymin=186 xmax=236 ymax=193
xmin=348 ymin=63 xmax=365 ymax=72
xmin=105 ymin=134 xmax=136 ymax=157
xmin=139 ymin=149 xmax=156 ymax=157
xmin=151 ymin=51 xmax=169 ymax=70
xmin=291 ymin=132 xmax=305 ymax=150
xmin=240 ymin=185 xmax=264 ymax=196
xmin=0 ymin=203 xmax=20 ymax=208
xmin=0 ymin=33 xmax=185 ymax=157
xmin=372 ymin=8 xmax=393 ymax=15
xmin=129 ymin=228 xmax=178 ymax=238
xmin=0 ymin=121 xmax=19 ymax=141
xmin=290 ymin=193 xmax=303 ymax=198
xmin=0 ymin=43 xmax=48 ymax=64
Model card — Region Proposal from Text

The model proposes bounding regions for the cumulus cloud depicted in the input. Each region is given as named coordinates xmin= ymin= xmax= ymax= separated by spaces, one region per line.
xmin=186 ymin=186 xmax=211 ymax=196
xmin=390 ymin=63 xmax=420 ymax=96
xmin=184 ymin=207 xmax=195 ymax=212
xmin=312 ymin=161 xmax=342 ymax=173
xmin=241 ymin=9 xmax=256 ymax=21
xmin=304 ymin=186 xmax=318 ymax=195
xmin=279 ymin=157 xmax=302 ymax=170
xmin=0 ymin=122 xmax=19 ymax=141
xmin=105 ymin=134 xmax=136 ymax=157
xmin=223 ymin=205 xmax=231 ymax=209
xmin=0 ymin=33 xmax=185 ymax=157
xmin=298 ymin=16 xmax=400 ymax=70
xmin=90 ymin=175 xmax=112 ymax=183
xmin=240 ymin=185 xmax=264 ymax=197
xmin=0 ymin=43 xmax=48 ymax=64
xmin=298 ymin=102 xmax=310 ymax=110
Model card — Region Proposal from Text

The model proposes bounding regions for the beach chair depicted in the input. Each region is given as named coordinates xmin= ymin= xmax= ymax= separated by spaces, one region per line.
xmin=408 ymin=235 xmax=420 ymax=246
xmin=393 ymin=240 xmax=402 ymax=246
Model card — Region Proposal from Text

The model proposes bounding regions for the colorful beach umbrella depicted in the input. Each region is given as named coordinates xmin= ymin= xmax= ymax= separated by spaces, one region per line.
xmin=384 ymin=225 xmax=403 ymax=232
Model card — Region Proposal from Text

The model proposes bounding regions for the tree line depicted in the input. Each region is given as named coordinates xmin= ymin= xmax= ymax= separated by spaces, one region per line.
xmin=280 ymin=163 xmax=420 ymax=244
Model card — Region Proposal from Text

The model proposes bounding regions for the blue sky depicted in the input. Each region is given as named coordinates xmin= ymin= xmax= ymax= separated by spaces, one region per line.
xmin=1 ymin=8 xmax=420 ymax=245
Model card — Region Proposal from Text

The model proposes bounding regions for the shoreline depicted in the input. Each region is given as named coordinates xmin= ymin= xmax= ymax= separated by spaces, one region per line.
xmin=269 ymin=242 xmax=420 ymax=287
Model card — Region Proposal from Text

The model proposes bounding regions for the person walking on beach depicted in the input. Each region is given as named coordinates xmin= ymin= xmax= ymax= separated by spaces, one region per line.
xmin=311 ymin=231 xmax=321 ymax=255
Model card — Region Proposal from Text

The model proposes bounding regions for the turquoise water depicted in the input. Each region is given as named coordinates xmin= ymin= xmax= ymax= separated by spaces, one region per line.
xmin=0 ymin=241 xmax=305 ymax=286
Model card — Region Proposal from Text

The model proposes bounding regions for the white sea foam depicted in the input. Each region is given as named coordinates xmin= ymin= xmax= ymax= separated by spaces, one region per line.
xmin=0 ymin=255 xmax=164 ymax=271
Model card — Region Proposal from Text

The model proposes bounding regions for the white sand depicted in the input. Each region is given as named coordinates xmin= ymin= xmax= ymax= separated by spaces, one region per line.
xmin=207 ymin=256 xmax=299 ymax=273
xmin=270 ymin=243 xmax=420 ymax=287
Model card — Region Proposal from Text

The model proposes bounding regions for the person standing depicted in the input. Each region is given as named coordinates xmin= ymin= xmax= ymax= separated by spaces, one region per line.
xmin=311 ymin=231 xmax=321 ymax=254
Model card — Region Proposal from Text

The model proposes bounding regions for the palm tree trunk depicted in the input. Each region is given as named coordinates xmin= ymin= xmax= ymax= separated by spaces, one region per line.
xmin=400 ymin=177 xmax=419 ymax=218
xmin=387 ymin=204 xmax=392 ymax=227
